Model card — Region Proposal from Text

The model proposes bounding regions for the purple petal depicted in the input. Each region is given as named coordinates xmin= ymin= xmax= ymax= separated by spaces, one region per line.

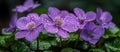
xmin=80 ymin=30 xmax=90 ymax=41
xmin=100 ymin=12 xmax=112 ymax=23
xmin=44 ymin=24 xmax=58 ymax=33
xmin=9 ymin=13 xmax=17 ymax=28
xmin=32 ymin=4 xmax=40 ymax=9
xmin=96 ymin=8 xmax=103 ymax=24
xmin=74 ymin=8 xmax=86 ymax=18
xmin=60 ymin=10 xmax=69 ymax=18
xmin=48 ymin=7 xmax=60 ymax=19
xmin=93 ymin=26 xmax=105 ymax=39
xmin=78 ymin=22 xmax=87 ymax=29
xmin=40 ymin=14 xmax=54 ymax=25
xmin=97 ymin=8 xmax=103 ymax=18
xmin=24 ymin=0 xmax=34 ymax=7
xmin=12 ymin=5 xmax=28 ymax=13
xmin=57 ymin=29 xmax=69 ymax=38
xmin=85 ymin=11 xmax=96 ymax=21
xmin=25 ymin=25 xmax=43 ymax=41
xmin=84 ymin=22 xmax=96 ymax=30
xmin=15 ymin=30 xmax=28 ymax=38
xmin=62 ymin=14 xmax=79 ymax=32
xmin=101 ymin=22 xmax=115 ymax=29
xmin=89 ymin=39 xmax=99 ymax=44
xmin=27 ymin=13 xmax=41 ymax=26
xmin=108 ymin=22 xmax=115 ymax=28
xmin=16 ymin=17 xmax=30 ymax=30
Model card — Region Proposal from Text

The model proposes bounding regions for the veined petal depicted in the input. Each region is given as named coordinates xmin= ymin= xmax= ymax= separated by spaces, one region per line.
xmin=16 ymin=17 xmax=30 ymax=30
xmin=24 ymin=0 xmax=34 ymax=7
xmin=85 ymin=11 xmax=96 ymax=21
xmin=27 ymin=13 xmax=42 ymax=26
xmin=100 ymin=12 xmax=112 ymax=23
xmin=80 ymin=30 xmax=90 ymax=41
xmin=9 ymin=13 xmax=17 ymax=28
xmin=44 ymin=24 xmax=58 ymax=33
xmin=89 ymin=39 xmax=99 ymax=44
xmin=25 ymin=25 xmax=43 ymax=41
xmin=12 ymin=5 xmax=28 ymax=13
xmin=74 ymin=8 xmax=85 ymax=18
xmin=58 ymin=29 xmax=69 ymax=38
xmin=48 ymin=7 xmax=60 ymax=19
xmin=62 ymin=14 xmax=79 ymax=32
xmin=40 ymin=14 xmax=54 ymax=25
xmin=15 ymin=30 xmax=28 ymax=38
xmin=93 ymin=26 xmax=105 ymax=39
xmin=96 ymin=8 xmax=103 ymax=24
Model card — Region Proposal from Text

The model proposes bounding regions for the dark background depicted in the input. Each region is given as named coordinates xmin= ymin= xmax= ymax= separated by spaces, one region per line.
xmin=0 ymin=0 xmax=120 ymax=34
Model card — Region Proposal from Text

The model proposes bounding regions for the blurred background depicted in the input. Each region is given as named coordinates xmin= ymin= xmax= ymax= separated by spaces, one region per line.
xmin=0 ymin=0 xmax=120 ymax=34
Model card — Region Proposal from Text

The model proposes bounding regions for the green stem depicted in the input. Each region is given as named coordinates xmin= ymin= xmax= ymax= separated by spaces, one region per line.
xmin=74 ymin=34 xmax=80 ymax=48
xmin=59 ymin=37 xmax=62 ymax=47
xmin=36 ymin=38 xmax=39 ymax=52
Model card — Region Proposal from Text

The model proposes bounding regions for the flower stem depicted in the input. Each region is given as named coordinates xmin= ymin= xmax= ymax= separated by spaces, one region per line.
xmin=74 ymin=34 xmax=80 ymax=48
xmin=36 ymin=38 xmax=39 ymax=52
xmin=59 ymin=37 xmax=62 ymax=47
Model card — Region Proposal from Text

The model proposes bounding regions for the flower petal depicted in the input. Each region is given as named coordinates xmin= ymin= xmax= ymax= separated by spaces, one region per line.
xmin=40 ymin=14 xmax=54 ymax=25
xmin=100 ymin=12 xmax=112 ymax=23
xmin=58 ymin=29 xmax=69 ymax=38
xmin=89 ymin=39 xmax=99 ymax=44
xmin=96 ymin=8 xmax=103 ymax=24
xmin=96 ymin=8 xmax=103 ymax=18
xmin=62 ymin=14 xmax=79 ymax=32
xmin=27 ymin=13 xmax=42 ymax=26
xmin=74 ymin=8 xmax=85 ymax=18
xmin=44 ymin=24 xmax=58 ymax=33
xmin=24 ymin=0 xmax=34 ymax=7
xmin=9 ymin=13 xmax=17 ymax=28
xmin=80 ymin=30 xmax=90 ymax=41
xmin=25 ymin=25 xmax=43 ymax=41
xmin=48 ymin=7 xmax=60 ymax=19
xmin=12 ymin=5 xmax=28 ymax=13
xmin=93 ymin=26 xmax=105 ymax=39
xmin=85 ymin=11 xmax=96 ymax=21
xmin=15 ymin=30 xmax=28 ymax=38
xmin=16 ymin=17 xmax=30 ymax=30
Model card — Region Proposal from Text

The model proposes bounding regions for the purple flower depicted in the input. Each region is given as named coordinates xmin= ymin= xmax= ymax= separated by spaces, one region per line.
xmin=41 ymin=7 xmax=78 ymax=38
xmin=3 ymin=13 xmax=17 ymax=33
xmin=96 ymin=8 xmax=115 ymax=29
xmin=74 ymin=8 xmax=96 ymax=29
xmin=80 ymin=22 xmax=105 ymax=44
xmin=15 ymin=13 xmax=43 ymax=41
xmin=12 ymin=0 xmax=40 ymax=13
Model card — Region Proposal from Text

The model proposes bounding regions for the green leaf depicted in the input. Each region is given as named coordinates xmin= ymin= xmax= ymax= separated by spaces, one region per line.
xmin=61 ymin=48 xmax=80 ymax=52
xmin=69 ymin=33 xmax=79 ymax=41
xmin=11 ymin=42 xmax=31 ymax=52
xmin=105 ymin=37 xmax=120 ymax=52
xmin=32 ymin=6 xmax=47 ymax=14
xmin=2 ymin=29 xmax=12 ymax=35
xmin=0 ymin=36 xmax=11 ymax=47
xmin=88 ymin=48 xmax=105 ymax=52
xmin=109 ymin=26 xmax=119 ymax=34
xmin=39 ymin=41 xmax=51 ymax=50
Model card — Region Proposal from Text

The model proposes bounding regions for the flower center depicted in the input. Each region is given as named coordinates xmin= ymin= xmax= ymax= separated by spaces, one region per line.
xmin=55 ymin=19 xmax=62 ymax=25
xmin=88 ymin=32 xmax=93 ymax=38
xmin=26 ymin=22 xmax=35 ymax=29
xmin=80 ymin=17 xmax=84 ymax=24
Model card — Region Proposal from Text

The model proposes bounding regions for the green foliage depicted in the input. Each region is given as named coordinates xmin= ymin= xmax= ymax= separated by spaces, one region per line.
xmin=88 ymin=48 xmax=105 ymax=52
xmin=11 ymin=42 xmax=31 ymax=52
xmin=105 ymin=37 xmax=120 ymax=52
xmin=61 ymin=48 xmax=80 ymax=52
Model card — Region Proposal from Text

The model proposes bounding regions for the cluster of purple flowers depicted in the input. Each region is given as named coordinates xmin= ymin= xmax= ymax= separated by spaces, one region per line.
xmin=3 ymin=0 xmax=115 ymax=44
